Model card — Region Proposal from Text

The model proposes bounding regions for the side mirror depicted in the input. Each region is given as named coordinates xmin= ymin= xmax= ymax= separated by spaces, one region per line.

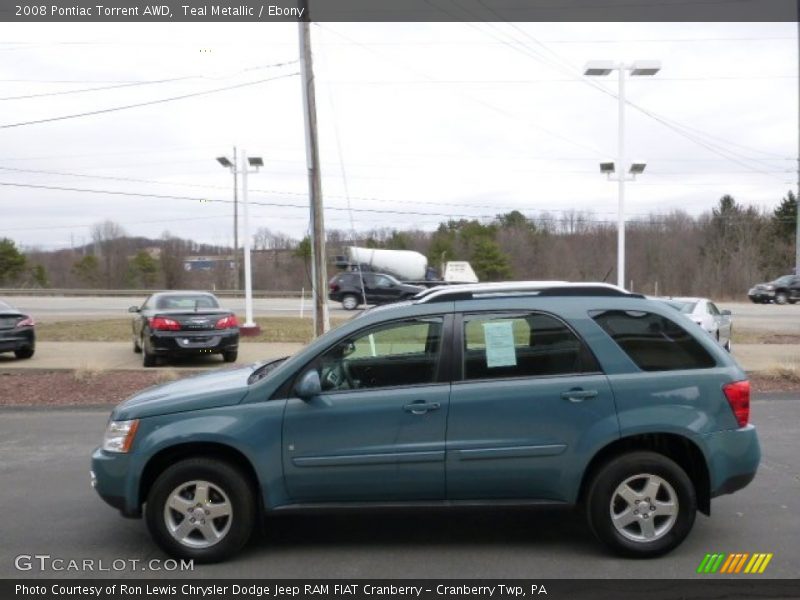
xmin=128 ymin=306 xmax=140 ymax=313
xmin=295 ymin=370 xmax=322 ymax=400
xmin=721 ymin=309 xmax=732 ymax=316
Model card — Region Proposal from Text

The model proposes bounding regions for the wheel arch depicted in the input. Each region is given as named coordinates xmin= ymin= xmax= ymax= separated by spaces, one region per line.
xmin=578 ymin=433 xmax=711 ymax=515
xmin=139 ymin=442 xmax=261 ymax=509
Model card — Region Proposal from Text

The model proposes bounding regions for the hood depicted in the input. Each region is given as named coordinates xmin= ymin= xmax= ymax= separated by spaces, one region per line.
xmin=399 ymin=283 xmax=426 ymax=293
xmin=112 ymin=364 xmax=261 ymax=420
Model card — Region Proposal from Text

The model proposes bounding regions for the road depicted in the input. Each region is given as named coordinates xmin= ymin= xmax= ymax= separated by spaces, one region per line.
xmin=0 ymin=395 xmax=797 ymax=579
xmin=7 ymin=295 xmax=351 ymax=322
xmin=7 ymin=296 xmax=800 ymax=333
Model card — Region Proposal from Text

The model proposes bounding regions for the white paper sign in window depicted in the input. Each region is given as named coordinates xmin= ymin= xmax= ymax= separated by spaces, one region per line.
xmin=482 ymin=320 xmax=517 ymax=368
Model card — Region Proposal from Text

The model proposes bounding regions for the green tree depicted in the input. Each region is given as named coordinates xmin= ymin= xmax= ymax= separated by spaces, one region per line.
xmin=31 ymin=264 xmax=49 ymax=288
xmin=772 ymin=190 xmax=798 ymax=241
xmin=496 ymin=210 xmax=535 ymax=232
xmin=130 ymin=251 xmax=159 ymax=288
xmin=0 ymin=238 xmax=26 ymax=285
xmin=71 ymin=255 xmax=101 ymax=286
xmin=470 ymin=237 xmax=512 ymax=281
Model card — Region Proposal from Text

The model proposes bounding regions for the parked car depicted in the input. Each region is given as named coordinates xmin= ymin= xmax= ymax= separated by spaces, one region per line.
xmin=0 ymin=299 xmax=35 ymax=359
xmin=328 ymin=271 xmax=424 ymax=310
xmin=660 ymin=297 xmax=732 ymax=352
xmin=129 ymin=291 xmax=239 ymax=367
xmin=748 ymin=275 xmax=800 ymax=304
xmin=93 ymin=282 xmax=759 ymax=563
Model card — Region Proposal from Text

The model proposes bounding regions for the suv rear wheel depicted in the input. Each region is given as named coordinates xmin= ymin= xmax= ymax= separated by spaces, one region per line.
xmin=341 ymin=294 xmax=359 ymax=310
xmin=145 ymin=457 xmax=256 ymax=563
xmin=585 ymin=451 xmax=696 ymax=558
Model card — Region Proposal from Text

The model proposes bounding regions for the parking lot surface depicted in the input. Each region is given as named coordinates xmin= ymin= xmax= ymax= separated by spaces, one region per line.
xmin=0 ymin=395 xmax=797 ymax=579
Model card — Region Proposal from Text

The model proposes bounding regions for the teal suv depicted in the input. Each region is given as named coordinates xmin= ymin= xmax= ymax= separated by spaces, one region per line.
xmin=91 ymin=283 xmax=760 ymax=562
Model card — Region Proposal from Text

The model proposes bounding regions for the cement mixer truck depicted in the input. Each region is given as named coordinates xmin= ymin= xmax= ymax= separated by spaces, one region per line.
xmin=334 ymin=246 xmax=478 ymax=287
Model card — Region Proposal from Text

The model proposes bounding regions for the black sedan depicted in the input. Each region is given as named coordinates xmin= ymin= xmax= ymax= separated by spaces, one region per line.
xmin=130 ymin=291 xmax=239 ymax=367
xmin=0 ymin=299 xmax=35 ymax=359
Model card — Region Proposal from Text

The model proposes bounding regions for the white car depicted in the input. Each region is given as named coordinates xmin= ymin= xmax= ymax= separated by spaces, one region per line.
xmin=660 ymin=297 xmax=732 ymax=352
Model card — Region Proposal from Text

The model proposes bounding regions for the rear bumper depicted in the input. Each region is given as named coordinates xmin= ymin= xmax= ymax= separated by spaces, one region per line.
xmin=147 ymin=329 xmax=238 ymax=355
xmin=0 ymin=329 xmax=35 ymax=352
xmin=703 ymin=425 xmax=761 ymax=498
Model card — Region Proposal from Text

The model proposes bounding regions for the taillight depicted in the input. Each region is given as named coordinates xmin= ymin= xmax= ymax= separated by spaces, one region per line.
xmin=329 ymin=283 xmax=339 ymax=292
xmin=215 ymin=315 xmax=238 ymax=329
xmin=149 ymin=316 xmax=181 ymax=331
xmin=16 ymin=316 xmax=35 ymax=327
xmin=723 ymin=380 xmax=750 ymax=428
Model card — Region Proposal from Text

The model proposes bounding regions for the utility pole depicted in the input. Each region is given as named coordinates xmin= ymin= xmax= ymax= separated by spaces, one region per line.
xmin=298 ymin=4 xmax=330 ymax=336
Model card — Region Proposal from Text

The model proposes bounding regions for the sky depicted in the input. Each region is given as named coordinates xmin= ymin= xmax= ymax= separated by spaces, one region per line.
xmin=0 ymin=21 xmax=796 ymax=250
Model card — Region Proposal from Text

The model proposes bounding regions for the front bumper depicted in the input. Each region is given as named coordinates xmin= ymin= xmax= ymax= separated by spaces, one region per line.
xmin=147 ymin=329 xmax=238 ymax=356
xmin=748 ymin=288 xmax=774 ymax=302
xmin=91 ymin=447 xmax=141 ymax=518
xmin=703 ymin=424 xmax=761 ymax=498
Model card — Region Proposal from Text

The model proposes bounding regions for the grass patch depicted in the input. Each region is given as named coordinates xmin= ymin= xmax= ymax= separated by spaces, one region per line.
xmin=37 ymin=316 xmax=348 ymax=344
xmin=761 ymin=363 xmax=800 ymax=384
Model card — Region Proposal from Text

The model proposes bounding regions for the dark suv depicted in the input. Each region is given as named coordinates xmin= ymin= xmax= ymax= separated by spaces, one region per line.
xmin=328 ymin=272 xmax=424 ymax=310
xmin=748 ymin=275 xmax=800 ymax=304
xmin=93 ymin=282 xmax=759 ymax=563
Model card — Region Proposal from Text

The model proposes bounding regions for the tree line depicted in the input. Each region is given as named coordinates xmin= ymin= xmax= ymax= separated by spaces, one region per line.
xmin=1 ymin=192 xmax=797 ymax=300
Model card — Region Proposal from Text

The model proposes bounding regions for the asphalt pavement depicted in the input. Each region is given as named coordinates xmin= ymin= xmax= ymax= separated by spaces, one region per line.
xmin=0 ymin=395 xmax=797 ymax=579
xmin=7 ymin=296 xmax=799 ymax=333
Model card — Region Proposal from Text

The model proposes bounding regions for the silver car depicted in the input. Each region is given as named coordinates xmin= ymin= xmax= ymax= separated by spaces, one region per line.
xmin=661 ymin=297 xmax=732 ymax=352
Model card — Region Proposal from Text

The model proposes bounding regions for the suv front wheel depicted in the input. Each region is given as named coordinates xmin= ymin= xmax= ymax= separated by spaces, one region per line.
xmin=145 ymin=457 xmax=256 ymax=563
xmin=585 ymin=451 xmax=696 ymax=558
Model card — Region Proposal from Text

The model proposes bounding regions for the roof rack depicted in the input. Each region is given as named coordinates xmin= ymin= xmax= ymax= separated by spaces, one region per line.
xmin=414 ymin=281 xmax=644 ymax=304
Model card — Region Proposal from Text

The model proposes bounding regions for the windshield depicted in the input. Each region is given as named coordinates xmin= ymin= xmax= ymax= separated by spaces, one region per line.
xmin=156 ymin=294 xmax=219 ymax=309
xmin=773 ymin=276 xmax=794 ymax=285
xmin=662 ymin=300 xmax=695 ymax=313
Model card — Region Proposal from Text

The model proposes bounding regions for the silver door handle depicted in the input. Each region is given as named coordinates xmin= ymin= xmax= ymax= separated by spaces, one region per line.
xmin=561 ymin=389 xmax=598 ymax=403
xmin=403 ymin=401 xmax=441 ymax=414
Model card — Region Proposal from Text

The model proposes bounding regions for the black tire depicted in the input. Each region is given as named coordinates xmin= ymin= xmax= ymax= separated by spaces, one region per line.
xmin=789 ymin=300 xmax=798 ymax=305
xmin=222 ymin=350 xmax=238 ymax=363
xmin=14 ymin=346 xmax=34 ymax=359
xmin=341 ymin=294 xmax=359 ymax=311
xmin=775 ymin=292 xmax=788 ymax=305
xmin=585 ymin=451 xmax=696 ymax=558
xmin=133 ymin=334 xmax=142 ymax=354
xmin=142 ymin=340 xmax=157 ymax=368
xmin=145 ymin=457 xmax=256 ymax=563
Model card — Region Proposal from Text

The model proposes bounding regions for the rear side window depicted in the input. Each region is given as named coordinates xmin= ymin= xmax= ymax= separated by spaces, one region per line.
xmin=590 ymin=310 xmax=716 ymax=371
xmin=463 ymin=312 xmax=599 ymax=381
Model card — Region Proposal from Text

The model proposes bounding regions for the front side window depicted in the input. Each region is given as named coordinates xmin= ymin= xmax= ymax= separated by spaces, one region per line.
xmin=591 ymin=310 xmax=716 ymax=372
xmin=315 ymin=318 xmax=443 ymax=392
xmin=462 ymin=313 xmax=597 ymax=381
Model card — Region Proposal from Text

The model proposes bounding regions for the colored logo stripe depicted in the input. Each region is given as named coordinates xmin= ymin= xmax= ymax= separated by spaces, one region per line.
xmin=698 ymin=553 xmax=773 ymax=574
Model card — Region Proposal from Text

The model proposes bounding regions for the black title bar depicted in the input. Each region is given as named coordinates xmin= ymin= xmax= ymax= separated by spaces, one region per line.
xmin=1 ymin=0 xmax=798 ymax=22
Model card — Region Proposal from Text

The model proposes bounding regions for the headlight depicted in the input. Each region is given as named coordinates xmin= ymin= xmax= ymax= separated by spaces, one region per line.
xmin=102 ymin=419 xmax=139 ymax=453
xmin=764 ymin=285 xmax=775 ymax=290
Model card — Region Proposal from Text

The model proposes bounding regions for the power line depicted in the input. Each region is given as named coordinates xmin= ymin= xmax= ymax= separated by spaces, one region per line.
xmin=0 ymin=71 xmax=299 ymax=129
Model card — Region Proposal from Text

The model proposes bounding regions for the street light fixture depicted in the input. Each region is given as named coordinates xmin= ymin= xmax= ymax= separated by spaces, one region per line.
xmin=216 ymin=149 xmax=264 ymax=336
xmin=585 ymin=59 xmax=661 ymax=289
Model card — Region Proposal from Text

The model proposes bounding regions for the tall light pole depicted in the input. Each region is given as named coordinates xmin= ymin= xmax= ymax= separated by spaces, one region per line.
xmin=216 ymin=151 xmax=264 ymax=335
xmin=217 ymin=148 xmax=239 ymax=289
xmin=585 ymin=60 xmax=661 ymax=289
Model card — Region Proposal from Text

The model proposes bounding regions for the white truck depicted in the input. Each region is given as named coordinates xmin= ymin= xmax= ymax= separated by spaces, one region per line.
xmin=335 ymin=246 xmax=478 ymax=287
